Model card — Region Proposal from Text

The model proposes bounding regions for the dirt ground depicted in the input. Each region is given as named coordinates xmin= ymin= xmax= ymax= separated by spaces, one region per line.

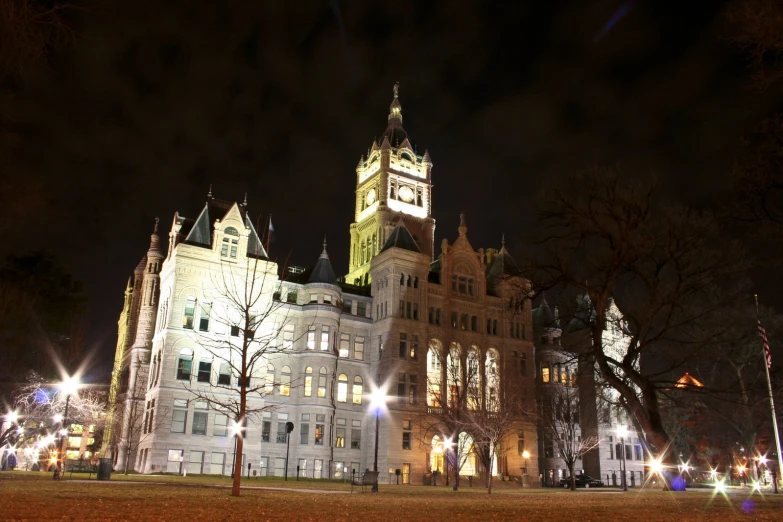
xmin=1 ymin=471 xmax=781 ymax=521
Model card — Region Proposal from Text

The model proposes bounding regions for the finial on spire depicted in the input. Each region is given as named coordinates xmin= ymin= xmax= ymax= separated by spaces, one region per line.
xmin=153 ymin=217 xmax=159 ymax=234
xmin=323 ymin=234 xmax=327 ymax=251
xmin=207 ymin=184 xmax=213 ymax=198
xmin=320 ymin=234 xmax=329 ymax=259
xmin=458 ymin=212 xmax=467 ymax=236
xmin=393 ymin=82 xmax=399 ymax=99
xmin=242 ymin=193 xmax=248 ymax=206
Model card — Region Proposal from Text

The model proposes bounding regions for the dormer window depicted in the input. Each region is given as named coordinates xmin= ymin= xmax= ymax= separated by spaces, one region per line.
xmin=221 ymin=227 xmax=239 ymax=258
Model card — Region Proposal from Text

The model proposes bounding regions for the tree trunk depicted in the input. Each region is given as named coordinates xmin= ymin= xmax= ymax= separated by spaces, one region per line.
xmin=232 ymin=434 xmax=243 ymax=497
xmin=568 ymin=462 xmax=576 ymax=491
xmin=486 ymin=452 xmax=494 ymax=495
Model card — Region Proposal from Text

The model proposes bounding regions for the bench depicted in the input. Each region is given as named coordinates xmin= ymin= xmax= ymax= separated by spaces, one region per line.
xmin=64 ymin=459 xmax=98 ymax=479
xmin=351 ymin=470 xmax=379 ymax=493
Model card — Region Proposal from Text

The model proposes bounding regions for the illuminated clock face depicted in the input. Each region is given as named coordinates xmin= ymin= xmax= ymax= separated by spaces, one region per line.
xmin=366 ymin=188 xmax=377 ymax=205
xmin=399 ymin=185 xmax=414 ymax=203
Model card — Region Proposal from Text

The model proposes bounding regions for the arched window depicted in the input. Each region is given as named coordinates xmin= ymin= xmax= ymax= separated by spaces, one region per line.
xmin=318 ymin=367 xmax=327 ymax=398
xmin=400 ymin=273 xmax=405 ymax=286
xmin=427 ymin=340 xmax=443 ymax=407
xmin=337 ymin=373 xmax=348 ymax=403
xmin=467 ymin=347 xmax=481 ymax=410
xmin=222 ymin=227 xmax=239 ymax=258
xmin=177 ymin=348 xmax=193 ymax=380
xmin=414 ymin=276 xmax=419 ymax=288
xmin=304 ymin=366 xmax=313 ymax=397
xmin=486 ymin=349 xmax=500 ymax=411
xmin=265 ymin=364 xmax=275 ymax=394
xmin=407 ymin=275 xmax=411 ymax=287
xmin=447 ymin=343 xmax=462 ymax=408
xmin=352 ymin=376 xmax=363 ymax=405
xmin=183 ymin=297 xmax=196 ymax=329
xmin=280 ymin=366 xmax=291 ymax=396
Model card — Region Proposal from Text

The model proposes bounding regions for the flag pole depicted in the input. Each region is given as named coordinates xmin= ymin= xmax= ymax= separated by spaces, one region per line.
xmin=756 ymin=294 xmax=783 ymax=487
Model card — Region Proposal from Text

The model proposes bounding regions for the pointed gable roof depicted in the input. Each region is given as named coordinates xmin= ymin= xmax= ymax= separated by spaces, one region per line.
xmin=487 ymin=245 xmax=518 ymax=279
xmin=181 ymin=195 xmax=267 ymax=258
xmin=533 ymin=292 xmax=559 ymax=331
xmin=308 ymin=239 xmax=337 ymax=285
xmin=185 ymin=203 xmax=211 ymax=246
xmin=245 ymin=214 xmax=267 ymax=259
xmin=381 ymin=222 xmax=421 ymax=253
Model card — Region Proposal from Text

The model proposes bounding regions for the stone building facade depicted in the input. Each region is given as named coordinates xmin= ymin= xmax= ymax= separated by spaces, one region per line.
xmin=108 ymin=86 xmax=539 ymax=485
xmin=533 ymin=295 xmax=647 ymax=487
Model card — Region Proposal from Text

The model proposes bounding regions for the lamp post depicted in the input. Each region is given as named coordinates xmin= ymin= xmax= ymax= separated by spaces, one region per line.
xmin=53 ymin=376 xmax=80 ymax=480
xmin=522 ymin=450 xmax=531 ymax=488
xmin=616 ymin=426 xmax=628 ymax=491
xmin=370 ymin=388 xmax=386 ymax=493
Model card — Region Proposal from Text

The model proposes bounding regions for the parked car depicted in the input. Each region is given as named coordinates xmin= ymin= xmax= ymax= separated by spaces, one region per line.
xmin=559 ymin=475 xmax=604 ymax=488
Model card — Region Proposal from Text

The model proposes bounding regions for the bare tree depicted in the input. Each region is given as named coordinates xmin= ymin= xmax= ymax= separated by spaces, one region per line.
xmin=464 ymin=390 xmax=521 ymax=494
xmin=184 ymin=248 xmax=303 ymax=496
xmin=540 ymin=384 xmax=601 ymax=491
xmin=725 ymin=0 xmax=783 ymax=88
xmin=530 ymin=167 xmax=748 ymax=467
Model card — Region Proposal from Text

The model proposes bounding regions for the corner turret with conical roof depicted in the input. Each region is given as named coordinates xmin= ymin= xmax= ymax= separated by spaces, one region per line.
xmin=308 ymin=237 xmax=338 ymax=285
xmin=348 ymin=83 xmax=435 ymax=287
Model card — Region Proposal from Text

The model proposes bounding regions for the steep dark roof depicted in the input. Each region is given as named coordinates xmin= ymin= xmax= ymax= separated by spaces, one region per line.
xmin=181 ymin=197 xmax=267 ymax=258
xmin=381 ymin=222 xmax=421 ymax=253
xmin=532 ymin=293 xmax=560 ymax=333
xmin=566 ymin=291 xmax=596 ymax=333
xmin=487 ymin=246 xmax=518 ymax=279
xmin=307 ymin=246 xmax=337 ymax=285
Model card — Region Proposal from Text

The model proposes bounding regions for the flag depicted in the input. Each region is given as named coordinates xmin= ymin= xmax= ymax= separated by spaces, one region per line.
xmin=758 ymin=317 xmax=773 ymax=369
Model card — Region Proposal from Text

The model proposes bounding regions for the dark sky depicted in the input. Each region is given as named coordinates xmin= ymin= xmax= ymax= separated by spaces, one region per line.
xmin=3 ymin=0 xmax=782 ymax=378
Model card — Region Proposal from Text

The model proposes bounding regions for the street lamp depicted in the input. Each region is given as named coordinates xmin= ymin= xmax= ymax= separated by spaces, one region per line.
xmin=369 ymin=387 xmax=387 ymax=493
xmin=229 ymin=420 xmax=243 ymax=478
xmin=522 ymin=450 xmax=531 ymax=488
xmin=53 ymin=375 xmax=81 ymax=480
xmin=616 ymin=426 xmax=628 ymax=491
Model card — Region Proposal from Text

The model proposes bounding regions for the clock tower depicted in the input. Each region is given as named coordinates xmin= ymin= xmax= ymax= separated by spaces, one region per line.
xmin=346 ymin=84 xmax=435 ymax=286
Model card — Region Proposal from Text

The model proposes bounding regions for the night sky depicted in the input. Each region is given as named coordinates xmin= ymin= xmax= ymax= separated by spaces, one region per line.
xmin=3 ymin=0 xmax=781 ymax=378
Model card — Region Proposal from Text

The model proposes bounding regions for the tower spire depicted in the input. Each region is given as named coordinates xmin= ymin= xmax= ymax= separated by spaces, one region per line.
xmin=207 ymin=184 xmax=213 ymax=199
xmin=321 ymin=234 xmax=328 ymax=258
xmin=388 ymin=82 xmax=402 ymax=126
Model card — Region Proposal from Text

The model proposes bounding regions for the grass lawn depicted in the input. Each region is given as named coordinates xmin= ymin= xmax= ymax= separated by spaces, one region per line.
xmin=2 ymin=471 xmax=782 ymax=521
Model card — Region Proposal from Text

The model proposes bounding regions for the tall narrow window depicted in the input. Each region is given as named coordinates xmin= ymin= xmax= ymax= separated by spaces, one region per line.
xmin=218 ymin=363 xmax=231 ymax=386
xmin=282 ymin=324 xmax=294 ymax=350
xmin=183 ymin=297 xmax=196 ymax=329
xmin=304 ymin=367 xmax=313 ymax=397
xmin=318 ymin=368 xmax=327 ymax=398
xmin=337 ymin=374 xmax=348 ymax=403
xmin=306 ymin=327 xmax=316 ymax=350
xmin=410 ymin=335 xmax=418 ymax=360
xmin=320 ymin=327 xmax=330 ymax=351
xmin=265 ymin=364 xmax=275 ymax=394
xmin=399 ymin=333 xmax=408 ymax=359
xmin=199 ymin=302 xmax=211 ymax=332
xmin=352 ymin=376 xmax=363 ymax=405
xmin=354 ymin=337 xmax=365 ymax=361
xmin=214 ymin=414 xmax=228 ymax=437
xmin=280 ymin=366 xmax=291 ymax=396
xmin=177 ymin=348 xmax=193 ymax=380
xmin=197 ymin=358 xmax=212 ymax=383
xmin=339 ymin=334 xmax=350 ymax=358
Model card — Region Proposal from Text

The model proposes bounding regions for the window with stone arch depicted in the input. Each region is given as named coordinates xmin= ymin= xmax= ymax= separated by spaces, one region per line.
xmin=426 ymin=339 xmax=443 ymax=407
xmin=280 ymin=366 xmax=291 ymax=396
xmin=304 ymin=366 xmax=313 ymax=397
xmin=176 ymin=348 xmax=193 ymax=380
xmin=352 ymin=376 xmax=363 ymax=405
xmin=337 ymin=374 xmax=348 ymax=403
xmin=485 ymin=349 xmax=500 ymax=411
xmin=317 ymin=367 xmax=327 ymax=398
xmin=447 ymin=342 xmax=462 ymax=408
xmin=466 ymin=346 xmax=481 ymax=410
xmin=265 ymin=363 xmax=275 ymax=395
xmin=221 ymin=226 xmax=240 ymax=259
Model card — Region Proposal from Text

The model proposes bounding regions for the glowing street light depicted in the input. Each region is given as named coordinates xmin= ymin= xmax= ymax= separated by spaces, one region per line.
xmin=53 ymin=374 xmax=82 ymax=480
xmin=369 ymin=387 xmax=387 ymax=493
xmin=5 ymin=411 xmax=19 ymax=425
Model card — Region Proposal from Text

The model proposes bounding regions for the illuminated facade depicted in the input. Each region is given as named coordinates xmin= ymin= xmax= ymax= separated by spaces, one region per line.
xmin=534 ymin=295 xmax=647 ymax=487
xmin=109 ymin=86 xmax=537 ymax=485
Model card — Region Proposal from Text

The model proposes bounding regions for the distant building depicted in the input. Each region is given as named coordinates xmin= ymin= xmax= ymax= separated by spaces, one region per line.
xmin=534 ymin=295 xmax=647 ymax=487
xmin=108 ymin=85 xmax=538 ymax=484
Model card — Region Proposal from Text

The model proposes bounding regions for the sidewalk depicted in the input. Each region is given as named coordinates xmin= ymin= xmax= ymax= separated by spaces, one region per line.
xmin=68 ymin=478 xmax=350 ymax=494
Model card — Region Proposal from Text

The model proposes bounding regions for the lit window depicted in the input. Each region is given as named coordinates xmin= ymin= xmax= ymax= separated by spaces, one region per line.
xmin=541 ymin=364 xmax=550 ymax=383
xmin=337 ymin=374 xmax=348 ymax=403
xmin=352 ymin=376 xmax=363 ymax=405
xmin=183 ymin=297 xmax=196 ymax=329
xmin=304 ymin=366 xmax=313 ymax=397
xmin=339 ymin=334 xmax=350 ymax=358
xmin=318 ymin=368 xmax=327 ymax=398
xmin=177 ymin=348 xmax=193 ymax=380
xmin=199 ymin=302 xmax=211 ymax=332
xmin=280 ymin=366 xmax=291 ymax=396
xmin=306 ymin=327 xmax=316 ymax=350
xmin=265 ymin=364 xmax=275 ymax=394
xmin=320 ymin=328 xmax=330 ymax=351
